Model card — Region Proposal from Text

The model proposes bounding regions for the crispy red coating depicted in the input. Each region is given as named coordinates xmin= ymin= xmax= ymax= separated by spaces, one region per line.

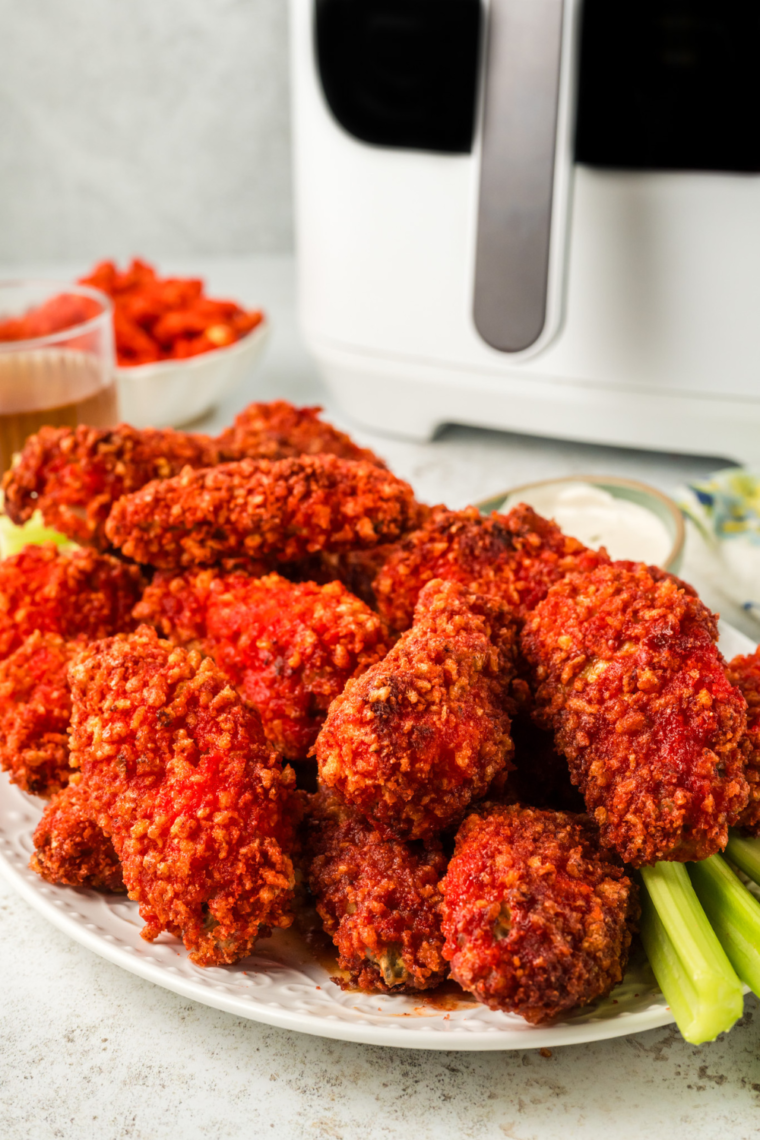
xmin=30 ymin=780 xmax=124 ymax=892
xmin=67 ymin=625 xmax=297 ymax=965
xmin=0 ymin=632 xmax=82 ymax=797
xmin=521 ymin=563 xmax=749 ymax=865
xmin=0 ymin=544 xmax=143 ymax=660
xmin=2 ymin=423 xmax=221 ymax=547
xmin=373 ymin=504 xmax=609 ymax=631
xmin=217 ymin=400 xmax=387 ymax=467
xmin=106 ymin=455 xmax=423 ymax=569
xmin=725 ymin=648 xmax=760 ymax=835
xmin=304 ymin=790 xmax=448 ymax=992
xmin=134 ymin=570 xmax=393 ymax=760
xmin=315 ymin=579 xmax=518 ymax=841
xmin=440 ymin=804 xmax=638 ymax=1024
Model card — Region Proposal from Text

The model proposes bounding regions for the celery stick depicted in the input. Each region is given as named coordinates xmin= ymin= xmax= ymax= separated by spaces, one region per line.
xmin=689 ymin=855 xmax=760 ymax=998
xmin=639 ymin=862 xmax=744 ymax=1044
xmin=0 ymin=510 xmax=74 ymax=559
xmin=726 ymin=832 xmax=760 ymax=886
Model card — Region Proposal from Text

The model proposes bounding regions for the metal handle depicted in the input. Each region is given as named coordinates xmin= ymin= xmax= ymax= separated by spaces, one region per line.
xmin=473 ymin=0 xmax=573 ymax=354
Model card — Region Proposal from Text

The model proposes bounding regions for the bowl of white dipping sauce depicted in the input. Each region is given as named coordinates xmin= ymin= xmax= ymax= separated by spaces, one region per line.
xmin=476 ymin=475 xmax=685 ymax=573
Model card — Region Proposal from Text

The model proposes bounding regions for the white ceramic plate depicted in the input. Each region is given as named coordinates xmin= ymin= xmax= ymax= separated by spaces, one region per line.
xmin=0 ymin=620 xmax=754 ymax=1051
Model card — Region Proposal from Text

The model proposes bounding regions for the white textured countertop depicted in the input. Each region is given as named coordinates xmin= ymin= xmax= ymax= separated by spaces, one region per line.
xmin=1 ymin=256 xmax=759 ymax=1140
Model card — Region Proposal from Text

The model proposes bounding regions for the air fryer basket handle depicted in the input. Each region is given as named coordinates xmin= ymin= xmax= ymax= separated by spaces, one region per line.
xmin=473 ymin=0 xmax=576 ymax=354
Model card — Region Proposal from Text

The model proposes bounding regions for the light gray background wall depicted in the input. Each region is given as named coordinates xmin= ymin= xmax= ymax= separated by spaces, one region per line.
xmin=0 ymin=0 xmax=293 ymax=265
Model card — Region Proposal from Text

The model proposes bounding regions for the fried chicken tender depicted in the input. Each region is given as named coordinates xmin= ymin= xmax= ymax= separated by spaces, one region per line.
xmin=0 ymin=632 xmax=82 ymax=797
xmin=373 ymin=504 xmax=609 ymax=631
xmin=521 ymin=563 xmax=749 ymax=865
xmin=30 ymin=781 xmax=124 ymax=892
xmin=315 ymin=579 xmax=518 ymax=841
xmin=106 ymin=455 xmax=423 ymax=570
xmin=0 ymin=544 xmax=143 ymax=661
xmin=726 ymin=647 xmax=760 ymax=835
xmin=440 ymin=804 xmax=638 ymax=1024
xmin=67 ymin=625 xmax=296 ymax=965
xmin=3 ymin=423 xmax=221 ymax=547
xmin=134 ymin=569 xmax=393 ymax=759
xmin=303 ymin=790 xmax=448 ymax=992
xmin=217 ymin=400 xmax=387 ymax=467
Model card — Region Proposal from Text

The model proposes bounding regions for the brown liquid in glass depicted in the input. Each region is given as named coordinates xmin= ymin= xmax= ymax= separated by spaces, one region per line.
xmin=0 ymin=349 xmax=118 ymax=475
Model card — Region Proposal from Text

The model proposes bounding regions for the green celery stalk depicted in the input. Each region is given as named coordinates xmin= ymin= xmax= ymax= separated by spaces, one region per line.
xmin=0 ymin=510 xmax=74 ymax=559
xmin=689 ymin=855 xmax=760 ymax=998
xmin=726 ymin=832 xmax=760 ymax=886
xmin=639 ymin=862 xmax=744 ymax=1044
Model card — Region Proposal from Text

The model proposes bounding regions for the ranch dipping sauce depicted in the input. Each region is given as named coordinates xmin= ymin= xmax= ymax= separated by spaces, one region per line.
xmin=503 ymin=482 xmax=673 ymax=565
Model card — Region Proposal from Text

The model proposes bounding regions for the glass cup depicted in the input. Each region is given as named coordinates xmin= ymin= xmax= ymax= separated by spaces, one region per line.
xmin=0 ymin=280 xmax=119 ymax=474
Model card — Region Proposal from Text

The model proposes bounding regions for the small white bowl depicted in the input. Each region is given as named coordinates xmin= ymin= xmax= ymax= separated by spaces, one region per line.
xmin=115 ymin=318 xmax=269 ymax=429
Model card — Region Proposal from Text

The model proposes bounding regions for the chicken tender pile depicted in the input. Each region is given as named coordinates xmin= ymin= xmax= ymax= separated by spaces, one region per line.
xmin=373 ymin=503 xmax=609 ymax=631
xmin=522 ymin=562 xmax=749 ymax=865
xmin=135 ymin=569 xmax=393 ymax=759
xmin=440 ymin=804 xmax=638 ymax=1023
xmin=61 ymin=626 xmax=297 ymax=966
xmin=726 ymin=648 xmax=760 ymax=835
xmin=316 ymin=579 xmax=519 ymax=841
xmin=106 ymin=455 xmax=421 ymax=569
xmin=304 ymin=790 xmax=447 ymax=992
xmin=8 ymin=399 xmax=756 ymax=1028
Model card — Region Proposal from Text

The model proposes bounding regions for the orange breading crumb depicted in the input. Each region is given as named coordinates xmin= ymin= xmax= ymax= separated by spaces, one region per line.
xmin=315 ymin=579 xmax=519 ymax=841
xmin=0 ymin=544 xmax=143 ymax=659
xmin=106 ymin=455 xmax=423 ymax=569
xmin=373 ymin=503 xmax=609 ymax=631
xmin=67 ymin=625 xmax=297 ymax=966
xmin=3 ymin=423 xmax=221 ymax=548
xmin=304 ymin=790 xmax=448 ymax=992
xmin=521 ymin=562 xmax=749 ymax=865
xmin=30 ymin=781 xmax=124 ymax=893
xmin=725 ymin=647 xmax=760 ymax=835
xmin=0 ymin=632 xmax=82 ymax=797
xmin=134 ymin=570 xmax=393 ymax=760
xmin=440 ymin=804 xmax=638 ymax=1024
xmin=217 ymin=400 xmax=387 ymax=467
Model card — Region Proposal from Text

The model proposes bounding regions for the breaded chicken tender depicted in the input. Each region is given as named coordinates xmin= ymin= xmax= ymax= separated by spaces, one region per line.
xmin=726 ymin=647 xmax=760 ymax=835
xmin=3 ymin=423 xmax=221 ymax=547
xmin=373 ymin=504 xmax=609 ymax=631
xmin=106 ymin=455 xmax=422 ymax=569
xmin=0 ymin=632 xmax=82 ymax=797
xmin=304 ymin=789 xmax=448 ymax=992
xmin=135 ymin=570 xmax=393 ymax=759
xmin=217 ymin=400 xmax=387 ymax=468
xmin=67 ymin=625 xmax=297 ymax=965
xmin=521 ymin=563 xmax=749 ymax=865
xmin=30 ymin=781 xmax=124 ymax=892
xmin=315 ymin=579 xmax=518 ymax=841
xmin=0 ymin=544 xmax=143 ymax=661
xmin=440 ymin=804 xmax=638 ymax=1024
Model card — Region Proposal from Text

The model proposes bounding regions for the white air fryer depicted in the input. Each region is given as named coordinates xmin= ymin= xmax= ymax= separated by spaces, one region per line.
xmin=290 ymin=0 xmax=760 ymax=462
